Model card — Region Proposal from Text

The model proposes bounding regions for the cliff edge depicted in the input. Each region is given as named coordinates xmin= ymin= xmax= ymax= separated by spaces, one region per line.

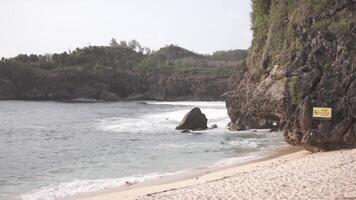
xmin=226 ymin=0 xmax=355 ymax=151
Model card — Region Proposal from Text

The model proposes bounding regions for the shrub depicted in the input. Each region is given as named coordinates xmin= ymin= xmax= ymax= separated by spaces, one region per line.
xmin=289 ymin=76 xmax=302 ymax=105
xmin=311 ymin=0 xmax=330 ymax=12
xmin=251 ymin=0 xmax=271 ymax=36
xmin=328 ymin=19 xmax=352 ymax=34
xmin=311 ymin=18 xmax=332 ymax=31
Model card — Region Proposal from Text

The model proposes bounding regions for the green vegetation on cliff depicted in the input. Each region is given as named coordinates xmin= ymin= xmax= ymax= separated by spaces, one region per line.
xmin=0 ymin=42 xmax=247 ymax=101
xmin=138 ymin=45 xmax=245 ymax=77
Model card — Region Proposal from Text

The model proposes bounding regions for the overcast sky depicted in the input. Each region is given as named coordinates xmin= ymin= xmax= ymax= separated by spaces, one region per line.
xmin=0 ymin=0 xmax=252 ymax=58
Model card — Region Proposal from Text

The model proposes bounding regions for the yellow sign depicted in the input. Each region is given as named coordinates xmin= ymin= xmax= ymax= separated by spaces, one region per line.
xmin=312 ymin=107 xmax=332 ymax=119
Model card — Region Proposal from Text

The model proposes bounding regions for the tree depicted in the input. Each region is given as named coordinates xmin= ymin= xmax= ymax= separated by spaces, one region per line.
xmin=144 ymin=47 xmax=151 ymax=55
xmin=29 ymin=54 xmax=39 ymax=62
xmin=110 ymin=38 xmax=119 ymax=47
xmin=128 ymin=40 xmax=147 ymax=53
xmin=128 ymin=40 xmax=140 ymax=50
xmin=120 ymin=40 xmax=128 ymax=47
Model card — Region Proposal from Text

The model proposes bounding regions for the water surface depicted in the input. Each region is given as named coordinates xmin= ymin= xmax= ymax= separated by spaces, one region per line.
xmin=0 ymin=101 xmax=286 ymax=200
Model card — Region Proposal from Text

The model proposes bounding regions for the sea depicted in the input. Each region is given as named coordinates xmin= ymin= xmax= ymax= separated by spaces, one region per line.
xmin=0 ymin=101 xmax=287 ymax=200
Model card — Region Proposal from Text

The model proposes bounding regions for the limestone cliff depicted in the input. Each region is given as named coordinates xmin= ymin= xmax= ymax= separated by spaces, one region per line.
xmin=226 ymin=0 xmax=355 ymax=151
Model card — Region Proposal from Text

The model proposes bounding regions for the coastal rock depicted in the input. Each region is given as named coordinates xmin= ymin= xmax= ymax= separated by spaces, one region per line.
xmin=226 ymin=0 xmax=356 ymax=151
xmin=269 ymin=127 xmax=278 ymax=132
xmin=209 ymin=124 xmax=218 ymax=129
xmin=147 ymin=75 xmax=230 ymax=101
xmin=176 ymin=107 xmax=208 ymax=130
xmin=181 ymin=129 xmax=191 ymax=133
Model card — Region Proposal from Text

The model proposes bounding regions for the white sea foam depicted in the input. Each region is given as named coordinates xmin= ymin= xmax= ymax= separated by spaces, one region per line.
xmin=212 ymin=155 xmax=259 ymax=167
xmin=157 ymin=143 xmax=187 ymax=148
xmin=98 ymin=117 xmax=162 ymax=132
xmin=237 ymin=129 xmax=272 ymax=134
xmin=222 ymin=139 xmax=260 ymax=148
xmin=157 ymin=141 xmax=216 ymax=150
xmin=20 ymin=156 xmax=269 ymax=200
xmin=21 ymin=172 xmax=179 ymax=200
xmin=98 ymin=101 xmax=229 ymax=133
xmin=144 ymin=101 xmax=225 ymax=107
xmin=144 ymin=108 xmax=228 ymax=124
xmin=2 ymin=101 xmax=287 ymax=200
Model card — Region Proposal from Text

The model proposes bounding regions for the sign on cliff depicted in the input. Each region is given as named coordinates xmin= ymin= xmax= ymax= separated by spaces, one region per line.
xmin=312 ymin=107 xmax=332 ymax=119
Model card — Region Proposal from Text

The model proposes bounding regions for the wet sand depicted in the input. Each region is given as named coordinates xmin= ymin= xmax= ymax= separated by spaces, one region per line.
xmin=135 ymin=148 xmax=356 ymax=200
xmin=73 ymin=147 xmax=356 ymax=199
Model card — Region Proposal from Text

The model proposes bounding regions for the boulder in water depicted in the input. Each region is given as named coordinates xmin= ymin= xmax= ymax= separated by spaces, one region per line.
xmin=181 ymin=129 xmax=190 ymax=133
xmin=176 ymin=107 xmax=208 ymax=130
xmin=209 ymin=124 xmax=218 ymax=129
xmin=269 ymin=127 xmax=279 ymax=132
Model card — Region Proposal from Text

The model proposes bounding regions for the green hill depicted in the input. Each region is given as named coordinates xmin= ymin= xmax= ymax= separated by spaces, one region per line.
xmin=0 ymin=44 xmax=247 ymax=101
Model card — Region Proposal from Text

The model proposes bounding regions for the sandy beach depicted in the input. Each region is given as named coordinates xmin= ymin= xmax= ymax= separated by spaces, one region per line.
xmin=72 ymin=147 xmax=356 ymax=200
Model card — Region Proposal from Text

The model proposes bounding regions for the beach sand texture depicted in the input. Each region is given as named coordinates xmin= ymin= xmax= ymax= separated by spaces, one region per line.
xmin=76 ymin=148 xmax=356 ymax=200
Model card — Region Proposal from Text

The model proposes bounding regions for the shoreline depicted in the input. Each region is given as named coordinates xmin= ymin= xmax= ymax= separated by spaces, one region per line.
xmin=70 ymin=146 xmax=305 ymax=200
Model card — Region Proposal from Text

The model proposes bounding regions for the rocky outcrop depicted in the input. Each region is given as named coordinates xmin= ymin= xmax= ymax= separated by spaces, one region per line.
xmin=226 ymin=0 xmax=355 ymax=151
xmin=145 ymin=75 xmax=228 ymax=101
xmin=176 ymin=107 xmax=208 ymax=130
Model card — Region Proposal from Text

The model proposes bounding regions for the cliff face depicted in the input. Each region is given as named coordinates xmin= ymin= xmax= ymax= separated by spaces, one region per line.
xmin=226 ymin=0 xmax=355 ymax=151
xmin=136 ymin=46 xmax=245 ymax=100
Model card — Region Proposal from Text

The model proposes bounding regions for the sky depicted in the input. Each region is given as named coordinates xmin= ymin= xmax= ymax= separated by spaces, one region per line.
xmin=0 ymin=0 xmax=252 ymax=58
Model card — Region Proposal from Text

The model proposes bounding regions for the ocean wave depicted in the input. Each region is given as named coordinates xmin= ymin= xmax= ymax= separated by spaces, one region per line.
xmin=97 ymin=117 xmax=162 ymax=132
xmin=143 ymin=108 xmax=228 ymax=123
xmin=237 ymin=129 xmax=273 ymax=134
xmin=144 ymin=101 xmax=225 ymax=107
xmin=156 ymin=141 xmax=216 ymax=149
xmin=157 ymin=143 xmax=186 ymax=148
xmin=97 ymin=106 xmax=229 ymax=133
xmin=21 ymin=172 xmax=179 ymax=200
xmin=212 ymin=155 xmax=259 ymax=167
xmin=221 ymin=139 xmax=260 ymax=149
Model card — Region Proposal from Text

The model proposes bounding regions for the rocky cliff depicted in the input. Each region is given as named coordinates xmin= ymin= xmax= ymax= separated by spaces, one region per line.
xmin=226 ymin=0 xmax=355 ymax=151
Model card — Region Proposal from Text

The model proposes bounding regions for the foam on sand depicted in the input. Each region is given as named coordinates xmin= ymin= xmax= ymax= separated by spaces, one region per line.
xmin=72 ymin=149 xmax=356 ymax=200
xmin=21 ymin=172 xmax=179 ymax=200
xmin=136 ymin=149 xmax=356 ymax=200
